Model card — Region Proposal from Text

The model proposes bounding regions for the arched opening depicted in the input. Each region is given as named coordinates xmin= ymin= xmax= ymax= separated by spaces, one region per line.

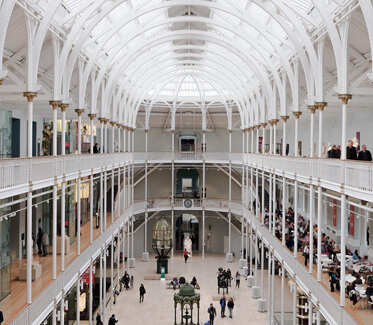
xmin=175 ymin=214 xmax=199 ymax=252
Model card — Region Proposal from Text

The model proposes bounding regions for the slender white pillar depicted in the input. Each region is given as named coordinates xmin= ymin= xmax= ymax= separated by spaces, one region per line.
xmin=89 ymin=263 xmax=93 ymax=325
xmin=269 ymin=171 xmax=272 ymax=233
xmin=293 ymin=113 xmax=300 ymax=157
xmin=171 ymin=130 xmax=175 ymax=152
xmin=317 ymin=186 xmax=322 ymax=281
xmin=308 ymin=297 xmax=313 ymax=325
xmin=316 ymin=103 xmax=327 ymax=157
xmin=123 ymin=127 xmax=127 ymax=153
xmin=272 ymin=174 xmax=276 ymax=236
xmin=104 ymin=169 xmax=107 ymax=230
xmin=61 ymin=182 xmax=66 ymax=271
xmin=90 ymin=173 xmax=94 ymax=243
xmin=104 ymin=120 xmax=108 ymax=153
xmin=60 ymin=294 xmax=65 ymax=325
xmin=122 ymin=230 xmax=126 ymax=274
xmin=202 ymin=130 xmax=206 ymax=152
xmin=77 ymin=178 xmax=81 ymax=255
xmin=110 ymin=238 xmax=114 ymax=310
xmin=49 ymin=100 xmax=60 ymax=156
xmin=111 ymin=168 xmax=115 ymax=224
xmin=100 ymin=169 xmax=103 ymax=233
xmin=103 ymin=249 xmax=107 ymax=324
xmin=262 ymin=170 xmax=265 ymax=224
xmin=250 ymin=128 xmax=254 ymax=154
xmin=281 ymin=117 xmax=289 ymax=156
xmin=338 ymin=95 xmax=352 ymax=160
xmin=99 ymin=119 xmax=104 ymax=154
xmin=229 ymin=129 xmax=232 ymax=153
xmin=281 ymin=264 xmax=285 ymax=324
xmin=27 ymin=191 xmax=32 ymax=303
xmin=294 ymin=180 xmax=298 ymax=258
xmin=271 ymin=252 xmax=275 ymax=323
xmin=53 ymin=185 xmax=57 ymax=279
xmin=261 ymin=123 xmax=267 ymax=153
xmin=282 ymin=178 xmax=286 ymax=245
xmin=61 ymin=104 xmax=67 ymax=155
xmin=267 ymin=248 xmax=271 ymax=320
xmin=308 ymin=106 xmax=316 ymax=158
xmin=99 ymin=251 xmax=103 ymax=316
xmin=88 ymin=114 xmax=95 ymax=154
xmin=269 ymin=122 xmax=273 ymax=155
xmin=76 ymin=277 xmax=80 ymax=325
xmin=202 ymin=209 xmax=205 ymax=258
xmin=246 ymin=128 xmax=249 ymax=153
xmin=340 ymin=194 xmax=346 ymax=306
xmin=293 ymin=278 xmax=297 ymax=325
xmin=273 ymin=120 xmax=278 ymax=155
xmin=309 ymin=185 xmax=314 ymax=274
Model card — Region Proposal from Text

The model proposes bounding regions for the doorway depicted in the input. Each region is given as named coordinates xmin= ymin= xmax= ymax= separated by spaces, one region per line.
xmin=175 ymin=214 xmax=199 ymax=251
xmin=11 ymin=118 xmax=20 ymax=157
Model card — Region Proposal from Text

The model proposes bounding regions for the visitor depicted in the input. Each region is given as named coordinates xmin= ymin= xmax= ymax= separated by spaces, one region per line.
xmin=96 ymin=313 xmax=103 ymax=325
xmin=227 ymin=297 xmax=234 ymax=318
xmin=36 ymin=227 xmax=44 ymax=255
xmin=130 ymin=275 xmax=134 ymax=290
xmin=207 ymin=303 xmax=216 ymax=325
xmin=346 ymin=274 xmax=363 ymax=295
xmin=184 ymin=248 xmax=189 ymax=263
xmin=235 ymin=271 xmax=241 ymax=288
xmin=108 ymin=314 xmax=118 ymax=325
xmin=122 ymin=271 xmax=130 ymax=290
xmin=358 ymin=145 xmax=372 ymax=161
xmin=329 ymin=268 xmax=340 ymax=292
xmin=139 ymin=283 xmax=146 ymax=303
xmin=204 ymin=321 xmax=210 ymax=325
xmin=191 ymin=276 xmax=197 ymax=288
xmin=93 ymin=143 xmax=99 ymax=153
xmin=219 ymin=295 xmax=226 ymax=317
xmin=328 ymin=144 xmax=337 ymax=158
xmin=42 ymin=230 xmax=49 ymax=256
xmin=336 ymin=145 xmax=341 ymax=158
xmin=366 ymin=282 xmax=373 ymax=309
xmin=346 ymin=140 xmax=357 ymax=160
xmin=353 ymin=249 xmax=360 ymax=260
xmin=303 ymin=244 xmax=310 ymax=267
xmin=0 ymin=310 xmax=3 ymax=325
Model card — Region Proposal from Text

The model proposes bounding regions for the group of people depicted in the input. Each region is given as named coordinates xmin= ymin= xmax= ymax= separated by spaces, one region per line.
xmin=120 ymin=271 xmax=134 ymax=290
xmin=205 ymin=297 xmax=235 ymax=325
xmin=36 ymin=227 xmax=49 ymax=256
xmin=327 ymin=140 xmax=372 ymax=161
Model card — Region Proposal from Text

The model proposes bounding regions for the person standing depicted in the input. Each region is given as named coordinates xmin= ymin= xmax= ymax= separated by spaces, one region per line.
xmin=130 ymin=275 xmax=134 ymax=290
xmin=303 ymin=244 xmax=310 ymax=267
xmin=42 ymin=230 xmax=49 ymax=256
xmin=184 ymin=248 xmax=189 ymax=263
xmin=0 ymin=310 xmax=3 ymax=325
xmin=108 ymin=314 xmax=118 ymax=325
xmin=139 ymin=283 xmax=146 ymax=303
xmin=235 ymin=271 xmax=241 ymax=288
xmin=207 ymin=303 xmax=216 ymax=325
xmin=219 ymin=295 xmax=226 ymax=317
xmin=93 ymin=143 xmax=99 ymax=154
xmin=346 ymin=140 xmax=357 ymax=160
xmin=123 ymin=271 xmax=130 ymax=290
xmin=36 ymin=227 xmax=44 ymax=255
xmin=96 ymin=313 xmax=103 ymax=325
xmin=227 ymin=297 xmax=234 ymax=318
xmin=358 ymin=145 xmax=372 ymax=161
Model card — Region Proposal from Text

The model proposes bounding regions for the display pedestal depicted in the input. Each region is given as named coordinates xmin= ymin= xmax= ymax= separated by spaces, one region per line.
xmin=252 ymin=286 xmax=260 ymax=299
xmin=239 ymin=258 xmax=246 ymax=268
xmin=142 ymin=252 xmax=149 ymax=262
xmin=258 ymin=298 xmax=267 ymax=312
xmin=57 ymin=236 xmax=70 ymax=255
xmin=247 ymin=275 xmax=254 ymax=287
xmin=19 ymin=262 xmax=42 ymax=281
xmin=128 ymin=258 xmax=136 ymax=268
xmin=156 ymin=257 xmax=169 ymax=274
xmin=226 ymin=253 xmax=233 ymax=263
xmin=243 ymin=266 xmax=248 ymax=277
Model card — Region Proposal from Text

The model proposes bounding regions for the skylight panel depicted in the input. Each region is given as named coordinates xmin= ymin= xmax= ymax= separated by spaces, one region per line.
xmin=248 ymin=3 xmax=270 ymax=25
xmin=107 ymin=1 xmax=130 ymax=22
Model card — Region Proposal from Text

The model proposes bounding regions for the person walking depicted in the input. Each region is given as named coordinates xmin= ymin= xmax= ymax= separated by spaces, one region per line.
xmin=184 ymin=248 xmax=189 ymax=263
xmin=108 ymin=314 xmax=117 ymax=325
xmin=235 ymin=271 xmax=241 ymax=288
xmin=227 ymin=297 xmax=234 ymax=318
xmin=36 ymin=227 xmax=44 ymax=255
xmin=122 ymin=271 xmax=130 ymax=290
xmin=139 ymin=283 xmax=146 ymax=303
xmin=207 ymin=303 xmax=216 ymax=325
xmin=219 ymin=295 xmax=226 ymax=317
xmin=303 ymin=244 xmax=310 ymax=267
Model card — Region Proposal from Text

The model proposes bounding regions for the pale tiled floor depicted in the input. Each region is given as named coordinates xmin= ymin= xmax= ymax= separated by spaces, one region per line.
xmin=104 ymin=253 xmax=294 ymax=325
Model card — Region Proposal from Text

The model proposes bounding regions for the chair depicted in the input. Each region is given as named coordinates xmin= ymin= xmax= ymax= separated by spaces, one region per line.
xmin=367 ymin=275 xmax=373 ymax=285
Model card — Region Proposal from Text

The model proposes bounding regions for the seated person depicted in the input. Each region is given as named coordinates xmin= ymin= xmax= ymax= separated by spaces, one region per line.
xmin=366 ymin=283 xmax=373 ymax=309
xmin=172 ymin=277 xmax=178 ymax=290
xmin=179 ymin=276 xmax=186 ymax=284
xmin=286 ymin=236 xmax=294 ymax=251
xmin=352 ymin=249 xmax=360 ymax=261
xmin=329 ymin=268 xmax=340 ymax=292
xmin=191 ymin=276 xmax=197 ymax=288
xmin=346 ymin=274 xmax=363 ymax=295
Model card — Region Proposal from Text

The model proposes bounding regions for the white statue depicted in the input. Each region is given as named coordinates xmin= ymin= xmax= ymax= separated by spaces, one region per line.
xmin=184 ymin=236 xmax=193 ymax=257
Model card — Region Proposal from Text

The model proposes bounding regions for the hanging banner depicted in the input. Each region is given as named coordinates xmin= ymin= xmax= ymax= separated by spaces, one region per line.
xmin=349 ymin=205 xmax=355 ymax=236
xmin=333 ymin=199 xmax=337 ymax=227
xmin=82 ymin=265 xmax=95 ymax=284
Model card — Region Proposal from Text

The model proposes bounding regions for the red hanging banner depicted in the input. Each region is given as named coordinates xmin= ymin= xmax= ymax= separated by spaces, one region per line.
xmin=333 ymin=199 xmax=337 ymax=227
xmin=349 ymin=205 xmax=354 ymax=236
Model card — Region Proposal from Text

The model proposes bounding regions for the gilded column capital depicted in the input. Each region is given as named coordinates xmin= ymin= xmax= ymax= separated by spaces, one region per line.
xmin=87 ymin=113 xmax=96 ymax=120
xmin=110 ymin=121 xmax=116 ymax=127
xmin=307 ymin=105 xmax=317 ymax=114
xmin=49 ymin=100 xmax=62 ymax=110
xmin=0 ymin=79 xmax=3 ymax=85
xmin=272 ymin=119 xmax=279 ymax=126
xmin=315 ymin=102 xmax=327 ymax=111
xmin=228 ymin=129 xmax=233 ymax=133
xmin=23 ymin=91 xmax=38 ymax=102
xmin=60 ymin=103 xmax=69 ymax=112
xmin=280 ymin=116 xmax=289 ymax=123
xmin=292 ymin=111 xmax=302 ymax=119
xmin=202 ymin=130 xmax=206 ymax=134
xmin=261 ymin=123 xmax=267 ymax=128
xmin=144 ymin=129 xmax=149 ymax=133
xmin=98 ymin=117 xmax=106 ymax=123
xmin=104 ymin=119 xmax=109 ymax=124
xmin=338 ymin=94 xmax=352 ymax=105
xmin=75 ymin=109 xmax=84 ymax=116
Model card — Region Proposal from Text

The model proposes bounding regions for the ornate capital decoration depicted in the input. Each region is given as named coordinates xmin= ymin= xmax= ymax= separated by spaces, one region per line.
xmin=272 ymin=119 xmax=279 ymax=126
xmin=75 ymin=109 xmax=84 ymax=116
xmin=49 ymin=100 xmax=62 ymax=110
xmin=144 ymin=129 xmax=149 ymax=133
xmin=87 ymin=113 xmax=96 ymax=120
xmin=104 ymin=119 xmax=109 ymax=124
xmin=280 ymin=116 xmax=289 ymax=123
xmin=255 ymin=125 xmax=260 ymax=130
xmin=292 ymin=111 xmax=302 ymax=119
xmin=261 ymin=123 xmax=267 ymax=128
xmin=202 ymin=130 xmax=206 ymax=134
xmin=338 ymin=94 xmax=352 ymax=105
xmin=60 ymin=103 xmax=69 ymax=112
xmin=307 ymin=105 xmax=317 ymax=114
xmin=98 ymin=117 xmax=106 ymax=123
xmin=122 ymin=125 xmax=127 ymax=130
xmin=0 ymin=79 xmax=3 ymax=85
xmin=315 ymin=102 xmax=327 ymax=111
xmin=268 ymin=120 xmax=274 ymax=126
xmin=228 ymin=129 xmax=233 ymax=133
xmin=110 ymin=121 xmax=116 ymax=127
xmin=23 ymin=91 xmax=37 ymax=102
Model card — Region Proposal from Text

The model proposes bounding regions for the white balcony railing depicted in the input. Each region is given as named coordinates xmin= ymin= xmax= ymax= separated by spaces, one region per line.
xmin=1 ymin=153 xmax=373 ymax=201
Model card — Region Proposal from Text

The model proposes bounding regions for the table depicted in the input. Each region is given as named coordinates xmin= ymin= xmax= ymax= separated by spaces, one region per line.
xmin=345 ymin=274 xmax=356 ymax=284
xmin=336 ymin=253 xmax=353 ymax=263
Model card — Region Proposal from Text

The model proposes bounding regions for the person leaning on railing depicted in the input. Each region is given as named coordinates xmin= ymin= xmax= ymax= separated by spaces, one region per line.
xmin=358 ymin=145 xmax=372 ymax=161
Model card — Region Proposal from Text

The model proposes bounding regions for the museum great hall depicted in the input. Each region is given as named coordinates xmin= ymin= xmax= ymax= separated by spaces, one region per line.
xmin=1 ymin=0 xmax=373 ymax=324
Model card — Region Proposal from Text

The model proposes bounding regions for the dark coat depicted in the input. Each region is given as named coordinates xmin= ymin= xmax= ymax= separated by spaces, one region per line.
xmin=346 ymin=146 xmax=357 ymax=160
xmin=358 ymin=150 xmax=372 ymax=161
xmin=227 ymin=300 xmax=234 ymax=309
